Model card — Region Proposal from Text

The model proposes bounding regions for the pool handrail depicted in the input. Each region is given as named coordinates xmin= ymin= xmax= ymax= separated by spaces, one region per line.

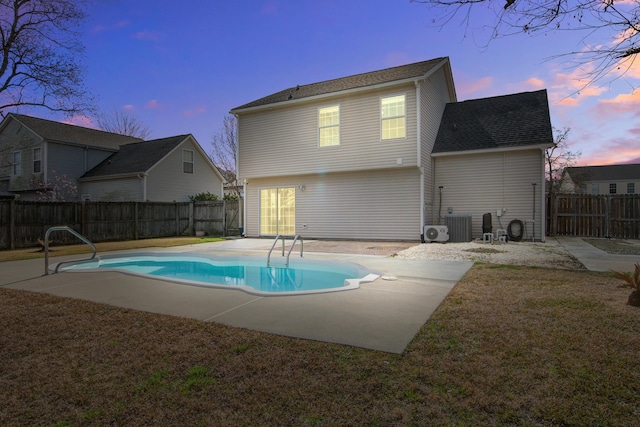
xmin=267 ymin=234 xmax=304 ymax=267
xmin=44 ymin=226 xmax=97 ymax=275
xmin=285 ymin=234 xmax=303 ymax=267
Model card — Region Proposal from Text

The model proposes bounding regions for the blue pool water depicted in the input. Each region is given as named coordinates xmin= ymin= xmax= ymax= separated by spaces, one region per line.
xmin=60 ymin=253 xmax=379 ymax=295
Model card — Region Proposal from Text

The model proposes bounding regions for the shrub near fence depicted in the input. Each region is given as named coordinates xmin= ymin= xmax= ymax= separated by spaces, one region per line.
xmin=547 ymin=194 xmax=640 ymax=239
xmin=0 ymin=199 xmax=241 ymax=250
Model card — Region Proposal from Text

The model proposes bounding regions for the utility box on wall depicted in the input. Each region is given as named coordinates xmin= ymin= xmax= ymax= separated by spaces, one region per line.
xmin=445 ymin=214 xmax=473 ymax=242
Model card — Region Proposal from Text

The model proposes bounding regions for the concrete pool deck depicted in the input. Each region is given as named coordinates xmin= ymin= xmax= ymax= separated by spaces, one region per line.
xmin=1 ymin=238 xmax=473 ymax=354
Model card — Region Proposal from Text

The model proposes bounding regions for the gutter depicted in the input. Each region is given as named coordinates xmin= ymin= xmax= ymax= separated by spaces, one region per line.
xmin=431 ymin=143 xmax=553 ymax=157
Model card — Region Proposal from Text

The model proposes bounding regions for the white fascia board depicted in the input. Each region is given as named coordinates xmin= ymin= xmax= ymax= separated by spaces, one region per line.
xmin=431 ymin=143 xmax=553 ymax=157
xmin=230 ymin=76 xmax=433 ymax=115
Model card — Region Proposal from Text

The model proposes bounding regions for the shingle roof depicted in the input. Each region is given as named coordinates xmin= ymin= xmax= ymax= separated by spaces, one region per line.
xmin=81 ymin=135 xmax=189 ymax=178
xmin=433 ymin=90 xmax=553 ymax=154
xmin=8 ymin=113 xmax=142 ymax=150
xmin=231 ymin=57 xmax=449 ymax=111
xmin=565 ymin=164 xmax=640 ymax=181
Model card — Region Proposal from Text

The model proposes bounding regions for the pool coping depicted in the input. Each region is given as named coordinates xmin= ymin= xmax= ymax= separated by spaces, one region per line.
xmin=1 ymin=239 xmax=473 ymax=354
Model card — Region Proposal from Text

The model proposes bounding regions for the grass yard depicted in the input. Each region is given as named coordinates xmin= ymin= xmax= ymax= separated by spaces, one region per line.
xmin=1 ymin=261 xmax=638 ymax=426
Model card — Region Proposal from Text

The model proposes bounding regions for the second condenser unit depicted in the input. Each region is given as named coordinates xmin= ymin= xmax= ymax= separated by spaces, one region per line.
xmin=445 ymin=214 xmax=473 ymax=242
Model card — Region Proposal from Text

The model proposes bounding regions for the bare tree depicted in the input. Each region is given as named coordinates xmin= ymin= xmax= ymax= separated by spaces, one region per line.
xmin=97 ymin=109 xmax=151 ymax=140
xmin=0 ymin=0 xmax=93 ymax=117
xmin=412 ymin=0 xmax=640 ymax=85
xmin=209 ymin=115 xmax=240 ymax=197
xmin=546 ymin=127 xmax=581 ymax=195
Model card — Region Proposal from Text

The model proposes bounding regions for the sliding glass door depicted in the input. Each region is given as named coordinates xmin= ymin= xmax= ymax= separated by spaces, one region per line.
xmin=260 ymin=187 xmax=295 ymax=235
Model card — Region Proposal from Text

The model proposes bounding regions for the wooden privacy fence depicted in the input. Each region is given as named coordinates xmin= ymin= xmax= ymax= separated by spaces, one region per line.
xmin=547 ymin=194 xmax=640 ymax=239
xmin=0 ymin=199 xmax=242 ymax=250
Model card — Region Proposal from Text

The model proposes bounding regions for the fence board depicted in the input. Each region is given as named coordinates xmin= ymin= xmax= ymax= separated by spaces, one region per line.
xmin=547 ymin=194 xmax=640 ymax=238
xmin=0 ymin=199 xmax=243 ymax=249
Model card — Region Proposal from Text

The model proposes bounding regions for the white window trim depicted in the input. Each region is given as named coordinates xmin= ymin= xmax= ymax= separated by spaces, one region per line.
xmin=318 ymin=104 xmax=340 ymax=147
xmin=33 ymin=147 xmax=42 ymax=174
xmin=12 ymin=151 xmax=21 ymax=176
xmin=183 ymin=149 xmax=194 ymax=174
xmin=380 ymin=93 xmax=407 ymax=141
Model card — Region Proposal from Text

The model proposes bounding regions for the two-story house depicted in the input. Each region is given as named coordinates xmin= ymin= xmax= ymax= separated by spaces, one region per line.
xmin=0 ymin=114 xmax=224 ymax=202
xmin=231 ymin=57 xmax=553 ymax=241
xmin=561 ymin=164 xmax=640 ymax=194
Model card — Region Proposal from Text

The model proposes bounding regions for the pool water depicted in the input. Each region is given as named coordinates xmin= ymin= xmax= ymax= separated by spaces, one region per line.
xmin=61 ymin=253 xmax=379 ymax=295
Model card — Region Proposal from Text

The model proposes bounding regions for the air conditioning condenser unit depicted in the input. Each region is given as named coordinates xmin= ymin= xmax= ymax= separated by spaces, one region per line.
xmin=422 ymin=225 xmax=449 ymax=243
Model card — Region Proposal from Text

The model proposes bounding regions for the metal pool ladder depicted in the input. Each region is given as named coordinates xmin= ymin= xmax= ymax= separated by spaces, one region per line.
xmin=267 ymin=234 xmax=303 ymax=267
xmin=44 ymin=226 xmax=97 ymax=275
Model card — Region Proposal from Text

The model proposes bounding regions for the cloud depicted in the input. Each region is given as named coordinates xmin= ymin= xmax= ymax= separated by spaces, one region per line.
xmin=145 ymin=99 xmax=162 ymax=109
xmin=457 ymin=76 xmax=493 ymax=98
xmin=63 ymin=115 xmax=98 ymax=129
xmin=134 ymin=30 xmax=162 ymax=41
xmin=182 ymin=106 xmax=206 ymax=117
xmin=593 ymin=90 xmax=640 ymax=118
xmin=580 ymin=134 xmax=640 ymax=165
xmin=123 ymin=104 xmax=135 ymax=111
xmin=524 ymin=77 xmax=545 ymax=88
xmin=262 ymin=0 xmax=279 ymax=14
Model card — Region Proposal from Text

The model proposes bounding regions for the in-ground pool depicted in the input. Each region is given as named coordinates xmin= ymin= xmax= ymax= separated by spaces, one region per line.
xmin=58 ymin=252 xmax=379 ymax=296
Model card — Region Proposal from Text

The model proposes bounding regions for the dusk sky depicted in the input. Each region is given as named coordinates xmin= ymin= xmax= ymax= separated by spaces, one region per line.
xmin=55 ymin=0 xmax=640 ymax=166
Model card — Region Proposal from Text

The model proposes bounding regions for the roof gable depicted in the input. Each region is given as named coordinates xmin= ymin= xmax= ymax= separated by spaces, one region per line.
xmin=433 ymin=90 xmax=553 ymax=154
xmin=81 ymin=135 xmax=189 ymax=178
xmin=231 ymin=57 xmax=451 ymax=111
xmin=565 ymin=164 xmax=640 ymax=181
xmin=7 ymin=113 xmax=142 ymax=150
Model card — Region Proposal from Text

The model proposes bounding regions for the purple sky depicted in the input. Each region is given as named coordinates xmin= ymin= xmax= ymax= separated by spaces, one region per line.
xmin=50 ymin=0 xmax=640 ymax=166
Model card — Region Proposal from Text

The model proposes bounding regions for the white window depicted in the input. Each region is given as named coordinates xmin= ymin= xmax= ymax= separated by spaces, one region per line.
xmin=609 ymin=183 xmax=617 ymax=194
xmin=12 ymin=151 xmax=21 ymax=176
xmin=381 ymin=94 xmax=406 ymax=140
xmin=183 ymin=149 xmax=194 ymax=174
xmin=260 ymin=187 xmax=295 ymax=236
xmin=33 ymin=147 xmax=42 ymax=174
xmin=318 ymin=105 xmax=340 ymax=147
xmin=627 ymin=183 xmax=635 ymax=194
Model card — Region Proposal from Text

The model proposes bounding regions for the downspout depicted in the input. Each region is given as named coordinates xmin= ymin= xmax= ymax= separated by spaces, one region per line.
xmin=234 ymin=113 xmax=246 ymax=237
xmin=416 ymin=80 xmax=424 ymax=235
xmin=540 ymin=147 xmax=547 ymax=242
xmin=138 ymin=172 xmax=147 ymax=201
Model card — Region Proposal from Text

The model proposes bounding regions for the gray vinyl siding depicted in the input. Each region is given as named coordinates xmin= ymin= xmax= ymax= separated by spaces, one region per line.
xmin=419 ymin=68 xmax=455 ymax=227
xmin=80 ymin=177 xmax=142 ymax=201
xmin=245 ymin=168 xmax=421 ymax=240
xmin=48 ymin=142 xmax=113 ymax=178
xmin=238 ymin=84 xmax=418 ymax=179
xmin=433 ymin=149 xmax=546 ymax=240
xmin=146 ymin=139 xmax=223 ymax=202
xmin=0 ymin=119 xmax=41 ymax=191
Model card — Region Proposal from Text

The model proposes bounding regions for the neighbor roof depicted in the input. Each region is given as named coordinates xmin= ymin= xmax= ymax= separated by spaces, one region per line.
xmin=565 ymin=164 xmax=640 ymax=181
xmin=7 ymin=113 xmax=143 ymax=150
xmin=432 ymin=90 xmax=553 ymax=154
xmin=80 ymin=135 xmax=189 ymax=179
xmin=231 ymin=57 xmax=450 ymax=111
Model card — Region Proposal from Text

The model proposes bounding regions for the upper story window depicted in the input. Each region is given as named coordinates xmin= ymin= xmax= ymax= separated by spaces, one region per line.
xmin=609 ymin=183 xmax=617 ymax=194
xmin=627 ymin=183 xmax=635 ymax=194
xmin=183 ymin=149 xmax=194 ymax=174
xmin=591 ymin=183 xmax=599 ymax=194
xmin=381 ymin=94 xmax=406 ymax=140
xmin=33 ymin=147 xmax=42 ymax=174
xmin=318 ymin=105 xmax=340 ymax=147
xmin=12 ymin=151 xmax=21 ymax=176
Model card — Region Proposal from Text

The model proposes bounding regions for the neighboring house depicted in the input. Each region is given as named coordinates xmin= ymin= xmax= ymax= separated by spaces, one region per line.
xmin=79 ymin=135 xmax=224 ymax=202
xmin=0 ymin=113 xmax=141 ymax=200
xmin=231 ymin=57 xmax=553 ymax=241
xmin=560 ymin=164 xmax=640 ymax=194
xmin=0 ymin=114 xmax=223 ymax=202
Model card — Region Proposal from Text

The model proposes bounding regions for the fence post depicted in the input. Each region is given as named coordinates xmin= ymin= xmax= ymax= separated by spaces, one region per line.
xmin=9 ymin=199 xmax=15 ymax=250
xmin=189 ymin=202 xmax=194 ymax=235
xmin=134 ymin=202 xmax=139 ymax=240
xmin=222 ymin=199 xmax=227 ymax=237
xmin=175 ymin=202 xmax=179 ymax=236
